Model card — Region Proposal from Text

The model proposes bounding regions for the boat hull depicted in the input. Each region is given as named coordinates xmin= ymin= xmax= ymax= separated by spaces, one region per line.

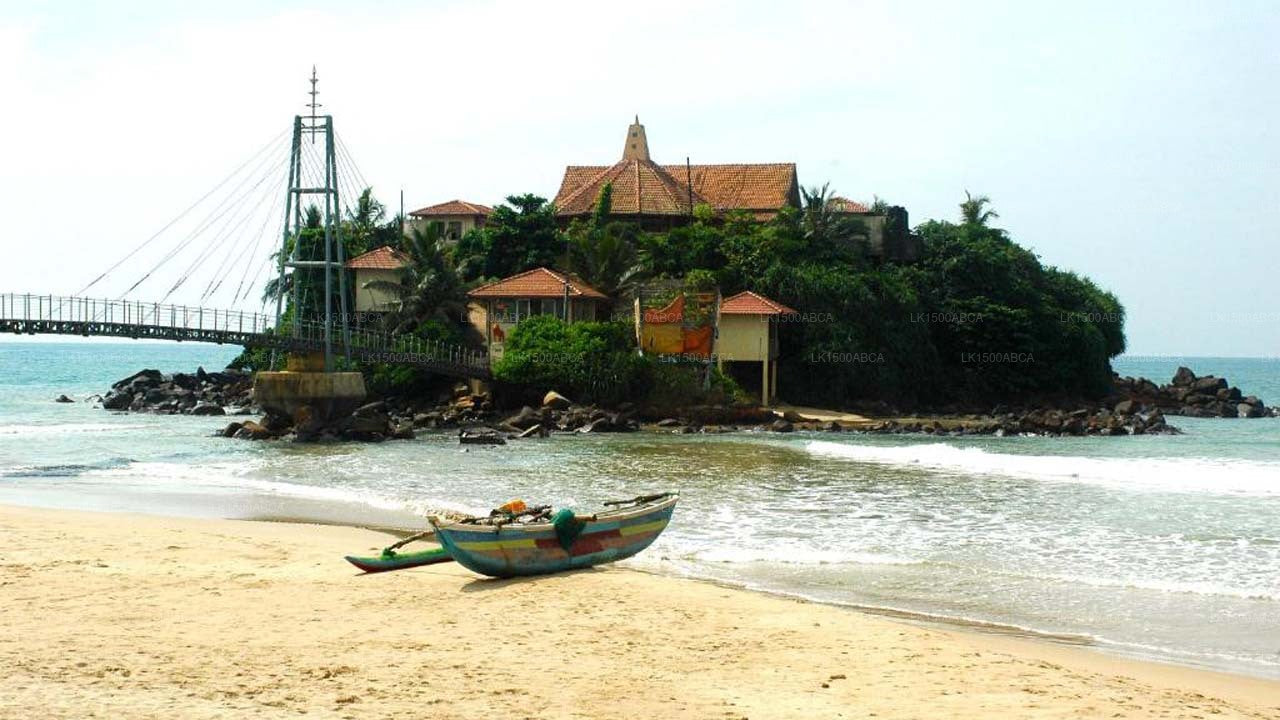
xmin=430 ymin=495 xmax=677 ymax=578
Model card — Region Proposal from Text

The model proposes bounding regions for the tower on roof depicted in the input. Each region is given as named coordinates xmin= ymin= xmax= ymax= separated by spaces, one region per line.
xmin=621 ymin=115 xmax=650 ymax=161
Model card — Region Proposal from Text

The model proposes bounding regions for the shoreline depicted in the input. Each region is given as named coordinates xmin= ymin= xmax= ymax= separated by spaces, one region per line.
xmin=2 ymin=503 xmax=1278 ymax=718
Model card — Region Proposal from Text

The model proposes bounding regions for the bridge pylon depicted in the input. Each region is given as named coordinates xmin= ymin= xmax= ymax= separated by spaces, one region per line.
xmin=273 ymin=66 xmax=352 ymax=373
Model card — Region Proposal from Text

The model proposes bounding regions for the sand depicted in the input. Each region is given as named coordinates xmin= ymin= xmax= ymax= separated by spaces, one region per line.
xmin=1 ymin=504 xmax=1277 ymax=719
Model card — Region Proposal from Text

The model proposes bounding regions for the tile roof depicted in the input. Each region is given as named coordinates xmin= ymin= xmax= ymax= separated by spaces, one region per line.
xmin=345 ymin=245 xmax=410 ymax=270
xmin=719 ymin=290 xmax=797 ymax=316
xmin=467 ymin=267 xmax=608 ymax=300
xmin=828 ymin=196 xmax=871 ymax=213
xmin=408 ymin=199 xmax=493 ymax=217
xmin=555 ymin=162 xmax=797 ymax=217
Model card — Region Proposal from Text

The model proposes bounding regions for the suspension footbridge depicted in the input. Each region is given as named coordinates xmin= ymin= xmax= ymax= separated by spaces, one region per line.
xmin=2 ymin=71 xmax=490 ymax=381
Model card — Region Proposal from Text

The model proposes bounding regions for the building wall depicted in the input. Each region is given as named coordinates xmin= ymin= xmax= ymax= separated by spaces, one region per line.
xmin=472 ymin=296 xmax=604 ymax=366
xmin=717 ymin=314 xmax=771 ymax=361
xmin=353 ymin=268 xmax=403 ymax=312
xmin=405 ymin=215 xmax=484 ymax=244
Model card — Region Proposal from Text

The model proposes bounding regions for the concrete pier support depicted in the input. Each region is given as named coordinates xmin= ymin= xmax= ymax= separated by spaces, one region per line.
xmin=253 ymin=353 xmax=366 ymax=424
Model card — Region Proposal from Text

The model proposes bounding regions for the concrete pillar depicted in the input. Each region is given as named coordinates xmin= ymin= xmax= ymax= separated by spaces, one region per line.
xmin=761 ymin=355 xmax=770 ymax=406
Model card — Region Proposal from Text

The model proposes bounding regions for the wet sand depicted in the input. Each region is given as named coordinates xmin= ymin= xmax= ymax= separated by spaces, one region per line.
xmin=1 ymin=503 xmax=1277 ymax=719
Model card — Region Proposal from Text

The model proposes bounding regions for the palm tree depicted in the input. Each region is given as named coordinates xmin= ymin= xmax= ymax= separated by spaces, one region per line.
xmin=800 ymin=183 xmax=868 ymax=259
xmin=566 ymin=220 xmax=647 ymax=300
xmin=360 ymin=224 xmax=468 ymax=335
xmin=960 ymin=190 xmax=999 ymax=227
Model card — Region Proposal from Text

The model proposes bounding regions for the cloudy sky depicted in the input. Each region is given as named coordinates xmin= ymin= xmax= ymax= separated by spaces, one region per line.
xmin=1 ymin=0 xmax=1276 ymax=356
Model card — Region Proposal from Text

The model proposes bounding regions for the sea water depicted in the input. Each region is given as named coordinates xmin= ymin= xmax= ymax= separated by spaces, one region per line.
xmin=1 ymin=341 xmax=1277 ymax=678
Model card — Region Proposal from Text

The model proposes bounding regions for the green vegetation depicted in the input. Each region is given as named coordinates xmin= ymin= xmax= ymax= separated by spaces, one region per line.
xmin=454 ymin=194 xmax=562 ymax=282
xmin=242 ymin=180 xmax=1126 ymax=411
xmin=491 ymin=315 xmax=650 ymax=406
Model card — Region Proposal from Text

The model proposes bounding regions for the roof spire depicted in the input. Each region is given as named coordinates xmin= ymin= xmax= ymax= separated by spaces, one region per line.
xmin=622 ymin=115 xmax=650 ymax=161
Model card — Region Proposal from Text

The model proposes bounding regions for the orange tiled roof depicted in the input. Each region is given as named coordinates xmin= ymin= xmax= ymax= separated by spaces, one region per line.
xmin=828 ymin=196 xmax=871 ymax=213
xmin=555 ymin=162 xmax=797 ymax=217
xmin=467 ymin=267 xmax=608 ymax=300
xmin=408 ymin=199 xmax=493 ymax=217
xmin=345 ymin=245 xmax=409 ymax=270
xmin=720 ymin=290 xmax=797 ymax=316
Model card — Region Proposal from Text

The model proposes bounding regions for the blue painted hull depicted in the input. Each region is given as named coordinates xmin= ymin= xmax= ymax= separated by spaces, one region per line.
xmin=430 ymin=495 xmax=677 ymax=578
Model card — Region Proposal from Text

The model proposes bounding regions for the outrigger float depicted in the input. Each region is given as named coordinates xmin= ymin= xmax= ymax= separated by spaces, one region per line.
xmin=344 ymin=493 xmax=677 ymax=578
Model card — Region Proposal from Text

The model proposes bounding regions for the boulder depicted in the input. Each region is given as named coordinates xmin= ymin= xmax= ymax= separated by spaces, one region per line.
xmin=459 ymin=428 xmax=506 ymax=445
xmin=234 ymin=420 xmax=274 ymax=440
xmin=102 ymin=390 xmax=133 ymax=411
xmin=1191 ymin=376 xmax=1227 ymax=394
xmin=54 ymin=394 xmax=74 ymax=403
xmin=113 ymin=369 xmax=163 ymax=391
xmin=220 ymin=421 xmax=244 ymax=438
xmin=190 ymin=402 xmax=225 ymax=416
xmin=1171 ymin=366 xmax=1196 ymax=386
xmin=769 ymin=419 xmax=794 ymax=433
xmin=542 ymin=391 xmax=572 ymax=410
xmin=505 ymin=406 xmax=542 ymax=430
xmin=655 ymin=418 xmax=684 ymax=428
xmin=1113 ymin=399 xmax=1136 ymax=415
xmin=353 ymin=401 xmax=388 ymax=418
xmin=517 ymin=423 xmax=548 ymax=439
xmin=822 ymin=421 xmax=843 ymax=432
xmin=390 ymin=423 xmax=416 ymax=440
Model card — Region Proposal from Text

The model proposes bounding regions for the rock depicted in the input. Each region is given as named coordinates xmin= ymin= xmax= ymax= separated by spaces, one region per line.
xmin=102 ymin=390 xmax=133 ymax=411
xmin=517 ymin=423 xmax=548 ymax=439
xmin=1113 ymin=399 xmax=1136 ymax=415
xmin=234 ymin=420 xmax=274 ymax=440
xmin=542 ymin=391 xmax=572 ymax=410
xmin=505 ymin=406 xmax=542 ymax=430
xmin=1236 ymin=403 xmax=1260 ymax=419
xmin=1191 ymin=376 xmax=1227 ymax=394
xmin=390 ymin=423 xmax=415 ymax=440
xmin=781 ymin=410 xmax=806 ymax=423
xmin=459 ymin=428 xmax=506 ymax=445
xmin=54 ymin=394 xmax=74 ymax=403
xmin=220 ymin=421 xmax=243 ymax=438
xmin=353 ymin=401 xmax=387 ymax=418
xmin=769 ymin=419 xmax=794 ymax=433
xmin=112 ymin=369 xmax=163 ymax=391
xmin=1171 ymin=366 xmax=1197 ymax=386
xmin=655 ymin=418 xmax=684 ymax=428
xmin=822 ymin=421 xmax=843 ymax=432
xmin=190 ymin=402 xmax=225 ymax=416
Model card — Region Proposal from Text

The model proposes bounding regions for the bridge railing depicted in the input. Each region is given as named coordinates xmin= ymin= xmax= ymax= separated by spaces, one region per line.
xmin=0 ymin=293 xmax=275 ymax=335
xmin=0 ymin=293 xmax=489 ymax=373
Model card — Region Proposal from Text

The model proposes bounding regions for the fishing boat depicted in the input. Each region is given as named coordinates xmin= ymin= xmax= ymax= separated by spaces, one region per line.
xmin=428 ymin=493 xmax=677 ymax=578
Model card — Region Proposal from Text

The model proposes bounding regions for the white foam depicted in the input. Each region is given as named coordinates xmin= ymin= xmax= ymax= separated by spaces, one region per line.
xmin=807 ymin=440 xmax=1280 ymax=497
xmin=0 ymin=422 xmax=148 ymax=436
xmin=691 ymin=544 xmax=921 ymax=567
xmin=82 ymin=461 xmax=481 ymax=518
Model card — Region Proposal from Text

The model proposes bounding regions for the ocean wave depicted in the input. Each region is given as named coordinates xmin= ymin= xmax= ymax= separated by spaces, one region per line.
xmin=1 ymin=457 xmax=135 ymax=478
xmin=0 ymin=422 xmax=149 ymax=436
xmin=806 ymin=440 xmax=1280 ymax=497
xmin=688 ymin=545 xmax=922 ymax=567
xmin=83 ymin=461 xmax=481 ymax=518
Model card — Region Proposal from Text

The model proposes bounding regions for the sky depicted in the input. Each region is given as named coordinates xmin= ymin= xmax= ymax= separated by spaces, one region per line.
xmin=1 ymin=0 xmax=1277 ymax=356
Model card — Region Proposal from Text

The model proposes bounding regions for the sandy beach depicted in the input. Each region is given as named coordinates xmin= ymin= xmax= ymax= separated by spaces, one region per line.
xmin=1 ymin=504 xmax=1277 ymax=719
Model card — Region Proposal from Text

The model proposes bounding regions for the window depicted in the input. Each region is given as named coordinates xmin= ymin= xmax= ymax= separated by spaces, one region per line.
xmin=446 ymin=221 xmax=462 ymax=240
xmin=541 ymin=298 xmax=564 ymax=318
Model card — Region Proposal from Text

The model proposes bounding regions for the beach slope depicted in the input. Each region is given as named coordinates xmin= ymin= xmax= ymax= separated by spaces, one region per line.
xmin=1 ymin=504 xmax=1276 ymax=719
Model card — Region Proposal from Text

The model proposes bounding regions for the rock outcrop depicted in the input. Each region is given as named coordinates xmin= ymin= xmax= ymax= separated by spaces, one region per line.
xmin=99 ymin=368 xmax=253 ymax=416
xmin=1111 ymin=367 xmax=1275 ymax=419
